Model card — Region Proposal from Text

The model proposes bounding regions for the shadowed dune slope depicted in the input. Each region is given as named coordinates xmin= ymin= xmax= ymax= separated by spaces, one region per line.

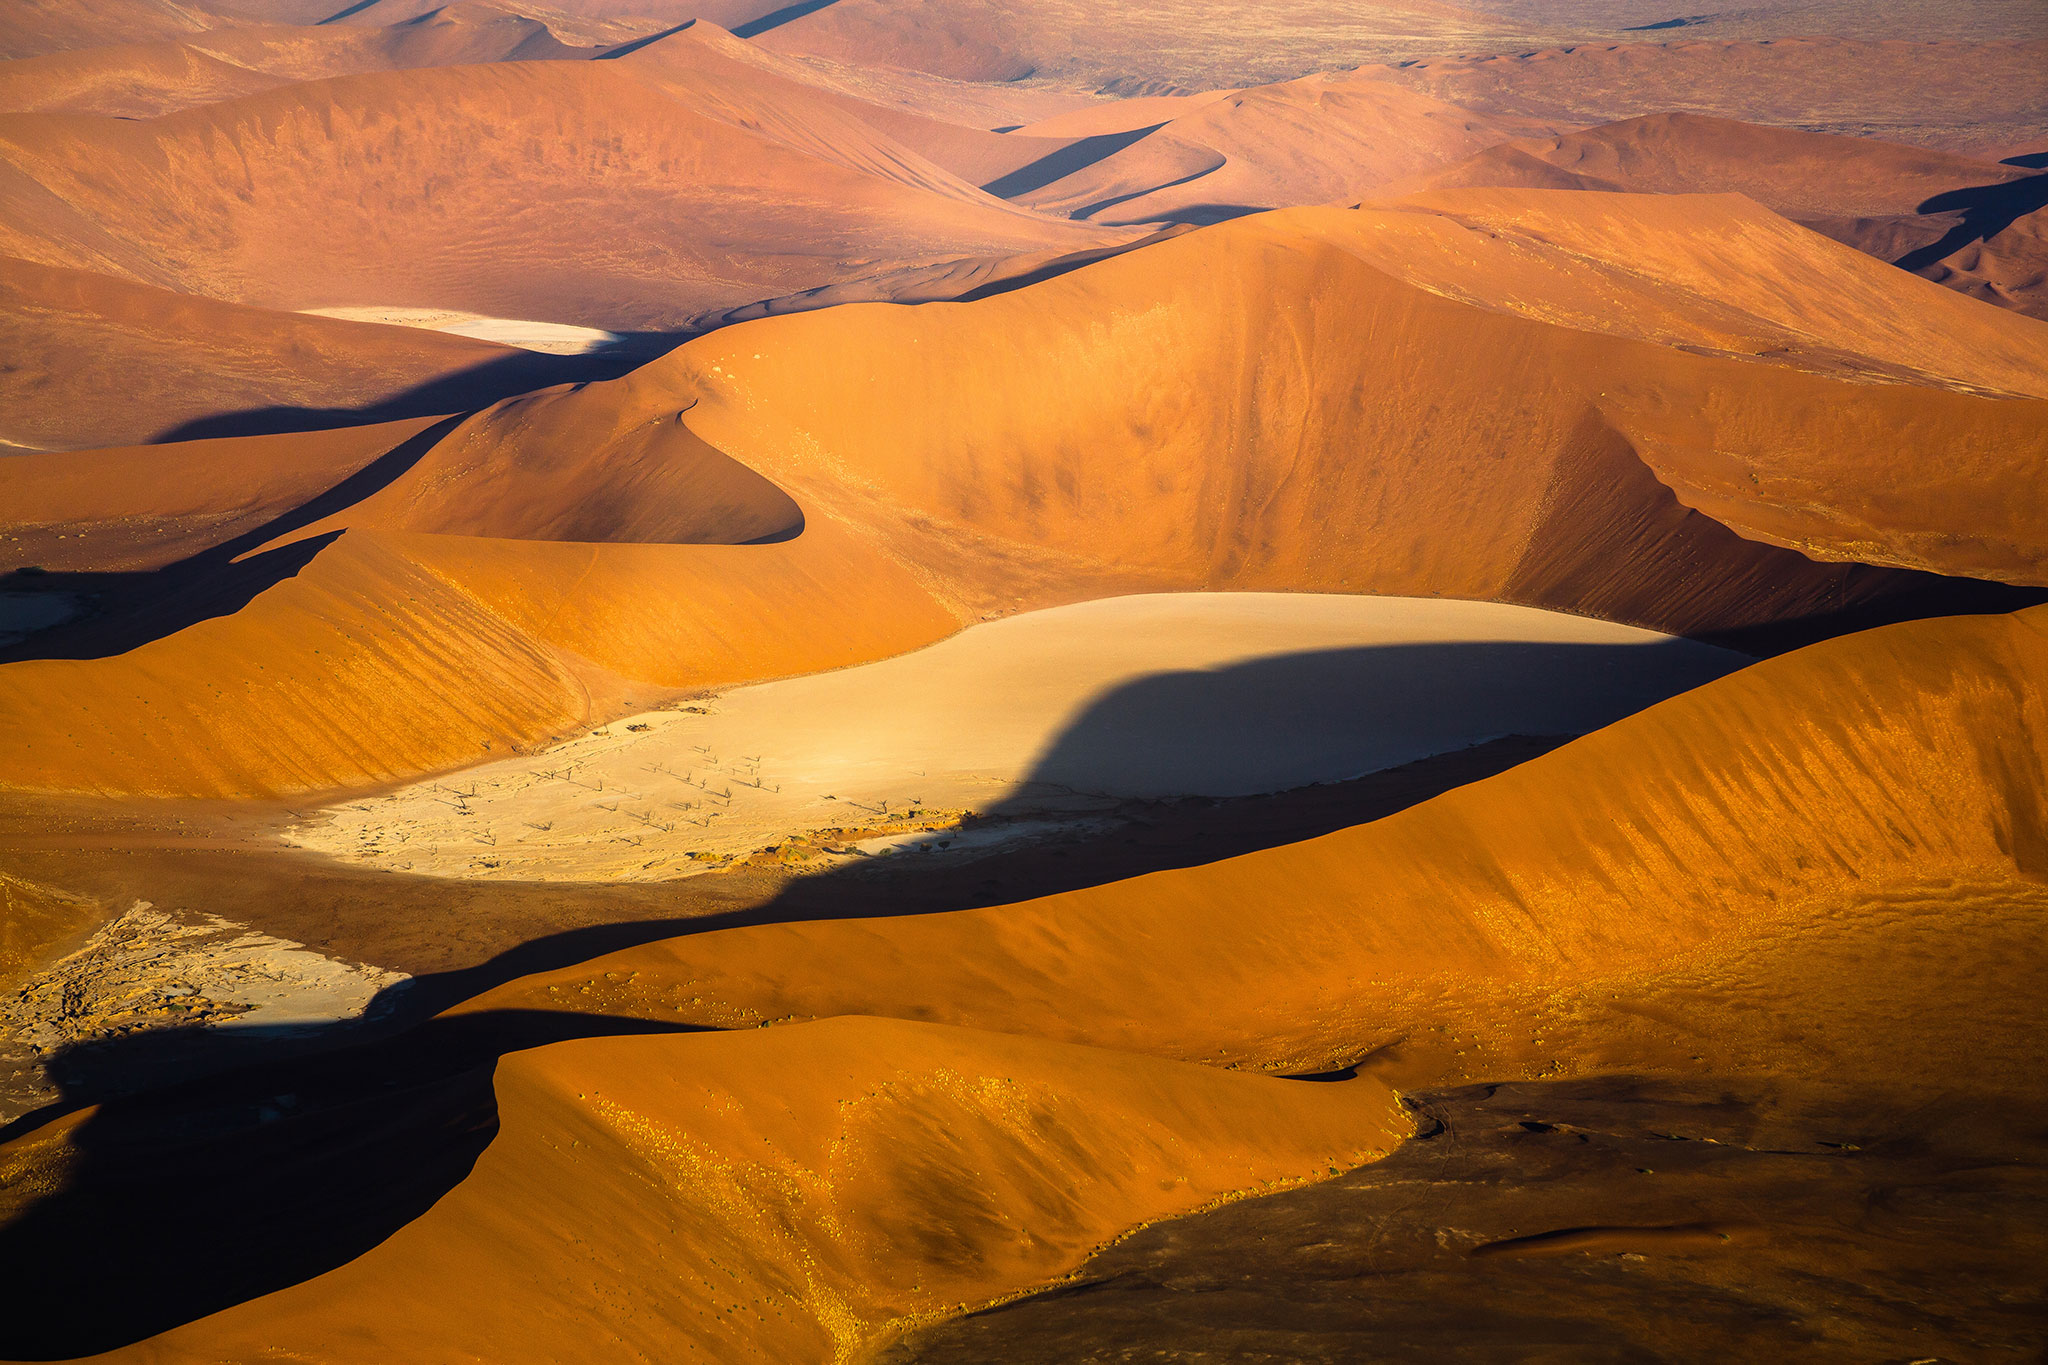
xmin=0 ymin=61 xmax=1114 ymax=328
xmin=1356 ymin=38 xmax=2048 ymax=155
xmin=3 ymin=194 xmax=2047 ymax=798
xmin=0 ymin=256 xmax=579 ymax=451
xmin=57 ymin=1018 xmax=1409 ymax=1364
xmin=474 ymin=604 xmax=2048 ymax=1081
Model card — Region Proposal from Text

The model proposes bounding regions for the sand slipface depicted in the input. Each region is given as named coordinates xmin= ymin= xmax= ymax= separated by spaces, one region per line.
xmin=286 ymin=593 xmax=1744 ymax=882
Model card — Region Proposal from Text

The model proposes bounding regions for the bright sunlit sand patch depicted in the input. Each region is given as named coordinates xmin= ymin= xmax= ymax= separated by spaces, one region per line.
xmin=286 ymin=593 xmax=1745 ymax=882
xmin=298 ymin=306 xmax=626 ymax=354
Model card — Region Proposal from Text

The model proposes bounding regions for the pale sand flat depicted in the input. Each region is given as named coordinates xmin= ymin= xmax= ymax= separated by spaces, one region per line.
xmin=285 ymin=593 xmax=1746 ymax=883
xmin=299 ymin=306 xmax=626 ymax=355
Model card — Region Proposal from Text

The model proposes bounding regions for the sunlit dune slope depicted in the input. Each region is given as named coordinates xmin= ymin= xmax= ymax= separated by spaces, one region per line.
xmin=0 ymin=3 xmax=597 ymax=116
xmin=1392 ymin=113 xmax=2048 ymax=320
xmin=474 ymin=604 xmax=2048 ymax=1087
xmin=3 ymin=194 xmax=2046 ymax=798
xmin=79 ymin=1018 xmax=1409 ymax=1364
xmin=0 ymin=61 xmax=1114 ymax=328
xmin=1356 ymin=38 xmax=2048 ymax=154
xmin=1012 ymin=71 xmax=1554 ymax=225
xmin=0 ymin=256 xmax=579 ymax=450
xmin=671 ymin=196 xmax=2048 ymax=594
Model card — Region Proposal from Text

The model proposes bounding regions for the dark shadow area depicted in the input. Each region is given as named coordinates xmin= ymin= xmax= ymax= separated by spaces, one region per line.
xmin=1624 ymin=14 xmax=1709 ymax=29
xmin=594 ymin=20 xmax=696 ymax=59
xmin=0 ymin=415 xmax=463 ymax=665
xmin=949 ymin=226 xmax=1197 ymax=304
xmin=1894 ymin=172 xmax=2048 ymax=273
xmin=151 ymin=335 xmax=690 ymax=444
xmin=1696 ymin=574 xmax=2046 ymax=657
xmin=980 ymin=124 xmax=1168 ymax=200
xmin=731 ymin=0 xmax=843 ymax=40
xmin=1066 ymin=161 xmax=1223 ymax=222
xmin=2005 ymin=152 xmax=2048 ymax=171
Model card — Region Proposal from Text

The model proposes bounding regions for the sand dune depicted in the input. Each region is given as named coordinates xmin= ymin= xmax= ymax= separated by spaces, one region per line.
xmin=4 ymin=193 xmax=2045 ymax=798
xmin=286 ymin=593 xmax=1743 ymax=882
xmin=1011 ymin=72 xmax=1555 ymax=225
xmin=471 ymin=602 xmax=2048 ymax=1092
xmin=1357 ymin=38 xmax=2048 ymax=154
xmin=1401 ymin=111 xmax=2033 ymax=219
xmin=1394 ymin=112 xmax=2048 ymax=319
xmin=45 ymin=1017 xmax=1408 ymax=1363
xmin=0 ymin=4 xmax=598 ymax=117
xmin=0 ymin=257 xmax=593 ymax=450
xmin=1 ymin=0 xmax=238 ymax=60
xmin=0 ymin=61 xmax=1116 ymax=328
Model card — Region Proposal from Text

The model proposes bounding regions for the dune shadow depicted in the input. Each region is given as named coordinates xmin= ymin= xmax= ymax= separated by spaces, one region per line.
xmin=150 ymin=335 xmax=691 ymax=444
xmin=731 ymin=0 xmax=844 ymax=40
xmin=981 ymin=124 xmax=1169 ymax=200
xmin=1894 ymin=171 xmax=2048 ymax=274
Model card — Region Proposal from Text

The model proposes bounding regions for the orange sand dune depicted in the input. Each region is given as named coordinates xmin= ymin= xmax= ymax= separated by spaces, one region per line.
xmin=471 ymin=603 xmax=2048 ymax=1091
xmin=0 ymin=256 xmax=589 ymax=450
xmin=1401 ymin=111 xmax=2031 ymax=220
xmin=1392 ymin=112 xmax=2048 ymax=322
xmin=0 ymin=3 xmax=597 ymax=116
xmin=4 ymin=194 xmax=2046 ymax=798
xmin=58 ymin=1018 xmax=1407 ymax=1364
xmin=1357 ymin=38 xmax=2048 ymax=155
xmin=0 ymin=61 xmax=1115 ymax=329
xmin=1012 ymin=71 xmax=1556 ymax=225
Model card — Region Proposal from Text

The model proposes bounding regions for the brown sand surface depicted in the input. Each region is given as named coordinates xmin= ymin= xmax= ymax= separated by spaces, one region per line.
xmin=5 ymin=194 xmax=2045 ymax=799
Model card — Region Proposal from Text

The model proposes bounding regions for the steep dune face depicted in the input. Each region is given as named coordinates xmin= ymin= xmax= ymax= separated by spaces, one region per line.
xmin=676 ymin=198 xmax=2048 ymax=597
xmin=4 ymin=193 xmax=2046 ymax=798
xmin=1012 ymin=73 xmax=1554 ymax=225
xmin=1357 ymin=38 xmax=2048 ymax=154
xmin=65 ymin=1019 xmax=1409 ymax=1364
xmin=0 ymin=256 xmax=583 ymax=450
xmin=476 ymin=604 xmax=2048 ymax=1084
xmin=0 ymin=62 xmax=1113 ymax=328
